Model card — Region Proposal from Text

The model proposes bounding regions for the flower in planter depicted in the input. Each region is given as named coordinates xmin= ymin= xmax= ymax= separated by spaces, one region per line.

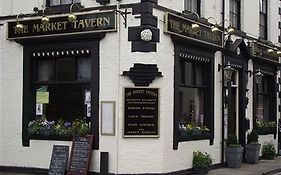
xmin=193 ymin=151 xmax=213 ymax=174
xmin=256 ymin=120 xmax=276 ymax=128
xmin=262 ymin=142 xmax=276 ymax=160
xmin=28 ymin=118 xmax=90 ymax=137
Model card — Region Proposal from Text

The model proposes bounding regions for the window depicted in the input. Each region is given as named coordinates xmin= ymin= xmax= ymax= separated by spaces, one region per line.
xmin=174 ymin=49 xmax=214 ymax=145
xmin=23 ymin=41 xmax=100 ymax=149
xmin=254 ymin=71 xmax=277 ymax=135
xmin=259 ymin=0 xmax=268 ymax=39
xmin=184 ymin=0 xmax=201 ymax=15
xmin=48 ymin=0 xmax=80 ymax=6
xmin=229 ymin=0 xmax=240 ymax=30
xmin=255 ymin=75 xmax=273 ymax=123
xmin=35 ymin=56 xmax=91 ymax=122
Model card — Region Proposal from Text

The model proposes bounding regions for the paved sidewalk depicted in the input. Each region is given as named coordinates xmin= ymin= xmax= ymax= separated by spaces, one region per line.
xmin=209 ymin=156 xmax=281 ymax=175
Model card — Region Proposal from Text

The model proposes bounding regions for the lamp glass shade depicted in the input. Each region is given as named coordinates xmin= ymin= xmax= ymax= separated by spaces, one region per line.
xmin=224 ymin=62 xmax=233 ymax=81
xmin=255 ymin=69 xmax=263 ymax=85
xmin=191 ymin=23 xmax=199 ymax=30
xmin=15 ymin=23 xmax=24 ymax=32
xmin=68 ymin=13 xmax=77 ymax=22
xmin=211 ymin=25 xmax=219 ymax=32
xmin=41 ymin=16 xmax=50 ymax=24
xmin=267 ymin=48 xmax=274 ymax=53
xmin=227 ymin=26 xmax=235 ymax=34
xmin=277 ymin=50 xmax=281 ymax=55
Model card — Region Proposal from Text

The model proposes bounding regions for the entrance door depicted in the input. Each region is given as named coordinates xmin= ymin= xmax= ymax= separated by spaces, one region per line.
xmin=227 ymin=71 xmax=239 ymax=138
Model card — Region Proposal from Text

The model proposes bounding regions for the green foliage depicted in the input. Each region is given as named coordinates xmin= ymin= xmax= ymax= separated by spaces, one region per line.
xmin=262 ymin=142 xmax=276 ymax=156
xmin=193 ymin=151 xmax=213 ymax=168
xmin=247 ymin=130 xmax=259 ymax=144
xmin=28 ymin=118 xmax=90 ymax=137
xmin=226 ymin=134 xmax=241 ymax=147
xmin=256 ymin=120 xmax=276 ymax=128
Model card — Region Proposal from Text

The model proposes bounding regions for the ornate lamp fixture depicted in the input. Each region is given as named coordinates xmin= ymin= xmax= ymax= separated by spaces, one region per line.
xmin=68 ymin=3 xmax=84 ymax=22
xmin=15 ymin=13 xmax=25 ymax=32
xmin=207 ymin=17 xmax=235 ymax=35
xmin=183 ymin=11 xmax=200 ymax=32
xmin=218 ymin=61 xmax=234 ymax=82
xmin=41 ymin=6 xmax=50 ymax=24
xmin=255 ymin=68 xmax=263 ymax=85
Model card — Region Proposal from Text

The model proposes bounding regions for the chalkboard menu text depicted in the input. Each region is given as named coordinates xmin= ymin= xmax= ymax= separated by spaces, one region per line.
xmin=67 ymin=135 xmax=93 ymax=175
xmin=49 ymin=145 xmax=69 ymax=175
xmin=124 ymin=88 xmax=159 ymax=137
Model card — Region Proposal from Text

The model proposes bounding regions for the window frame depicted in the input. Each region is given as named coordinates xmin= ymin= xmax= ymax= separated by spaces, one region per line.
xmin=22 ymin=40 xmax=100 ymax=149
xmin=259 ymin=0 xmax=268 ymax=39
xmin=46 ymin=0 xmax=81 ymax=7
xmin=173 ymin=45 xmax=214 ymax=149
xmin=184 ymin=0 xmax=201 ymax=16
xmin=229 ymin=0 xmax=241 ymax=30
xmin=253 ymin=65 xmax=277 ymax=136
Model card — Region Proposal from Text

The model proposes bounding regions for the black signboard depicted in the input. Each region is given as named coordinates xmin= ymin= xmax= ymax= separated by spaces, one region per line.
xmin=7 ymin=11 xmax=116 ymax=40
xmin=67 ymin=135 xmax=93 ymax=175
xmin=249 ymin=42 xmax=279 ymax=63
xmin=124 ymin=88 xmax=159 ymax=137
xmin=49 ymin=145 xmax=69 ymax=175
xmin=164 ymin=12 xmax=223 ymax=48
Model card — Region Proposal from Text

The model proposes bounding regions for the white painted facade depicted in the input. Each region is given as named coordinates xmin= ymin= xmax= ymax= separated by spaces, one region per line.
xmin=0 ymin=0 xmax=280 ymax=174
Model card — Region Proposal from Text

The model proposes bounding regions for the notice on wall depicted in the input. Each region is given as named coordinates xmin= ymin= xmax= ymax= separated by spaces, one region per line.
xmin=124 ymin=88 xmax=159 ymax=137
xmin=36 ymin=92 xmax=49 ymax=104
xmin=36 ymin=103 xmax=43 ymax=115
xmin=48 ymin=145 xmax=69 ymax=175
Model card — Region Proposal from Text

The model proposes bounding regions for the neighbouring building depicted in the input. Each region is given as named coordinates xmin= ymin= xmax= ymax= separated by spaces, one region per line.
xmin=0 ymin=0 xmax=280 ymax=174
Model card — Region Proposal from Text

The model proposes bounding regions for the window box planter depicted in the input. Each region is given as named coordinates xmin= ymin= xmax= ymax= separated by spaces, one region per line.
xmin=256 ymin=127 xmax=276 ymax=135
xmin=179 ymin=132 xmax=213 ymax=142
xmin=29 ymin=134 xmax=72 ymax=141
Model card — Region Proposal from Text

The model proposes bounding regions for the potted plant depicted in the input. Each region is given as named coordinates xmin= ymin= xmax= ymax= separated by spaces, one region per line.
xmin=225 ymin=134 xmax=244 ymax=168
xmin=262 ymin=142 xmax=276 ymax=160
xmin=193 ymin=151 xmax=213 ymax=174
xmin=245 ymin=130 xmax=261 ymax=164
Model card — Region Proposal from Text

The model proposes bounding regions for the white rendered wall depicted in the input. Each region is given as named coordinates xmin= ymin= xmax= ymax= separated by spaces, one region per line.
xmin=0 ymin=0 xmax=280 ymax=174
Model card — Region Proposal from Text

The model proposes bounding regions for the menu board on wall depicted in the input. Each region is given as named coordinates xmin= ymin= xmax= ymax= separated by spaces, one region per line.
xmin=124 ymin=88 xmax=159 ymax=137
xmin=67 ymin=135 xmax=93 ymax=175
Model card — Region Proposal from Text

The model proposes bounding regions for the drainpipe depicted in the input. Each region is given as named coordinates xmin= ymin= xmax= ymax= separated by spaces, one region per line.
xmin=221 ymin=0 xmax=226 ymax=167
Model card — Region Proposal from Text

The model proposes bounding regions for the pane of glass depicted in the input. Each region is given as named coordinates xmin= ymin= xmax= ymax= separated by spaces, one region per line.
xmin=44 ymin=84 xmax=86 ymax=121
xmin=179 ymin=87 xmax=204 ymax=126
xmin=56 ymin=58 xmax=75 ymax=81
xmin=181 ymin=61 xmax=193 ymax=85
xmin=78 ymin=58 xmax=91 ymax=80
xmin=263 ymin=77 xmax=269 ymax=93
xmin=50 ymin=0 xmax=60 ymax=6
xmin=262 ymin=0 xmax=267 ymax=13
xmin=195 ymin=64 xmax=204 ymax=85
xmin=37 ymin=59 xmax=54 ymax=81
xmin=256 ymin=95 xmax=264 ymax=121
xmin=73 ymin=0 xmax=81 ymax=3
xmin=191 ymin=0 xmax=198 ymax=13
xmin=61 ymin=0 xmax=72 ymax=4
xmin=259 ymin=25 xmax=265 ymax=39
xmin=260 ymin=14 xmax=266 ymax=25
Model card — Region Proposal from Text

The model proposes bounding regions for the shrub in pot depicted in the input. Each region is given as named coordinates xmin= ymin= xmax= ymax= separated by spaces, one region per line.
xmin=262 ymin=142 xmax=276 ymax=160
xmin=193 ymin=151 xmax=213 ymax=174
xmin=245 ymin=130 xmax=261 ymax=164
xmin=225 ymin=134 xmax=244 ymax=168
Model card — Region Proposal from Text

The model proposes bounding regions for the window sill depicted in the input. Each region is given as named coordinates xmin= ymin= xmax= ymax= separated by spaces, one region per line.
xmin=179 ymin=131 xmax=213 ymax=142
xmin=256 ymin=127 xmax=277 ymax=135
xmin=29 ymin=134 xmax=73 ymax=141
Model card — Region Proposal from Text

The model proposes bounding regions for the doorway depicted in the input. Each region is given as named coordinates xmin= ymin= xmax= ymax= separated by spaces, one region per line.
xmin=227 ymin=70 xmax=239 ymax=138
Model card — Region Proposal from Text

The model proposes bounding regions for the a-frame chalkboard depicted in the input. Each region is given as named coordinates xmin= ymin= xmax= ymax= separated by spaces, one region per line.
xmin=67 ymin=135 xmax=93 ymax=175
xmin=48 ymin=145 xmax=69 ymax=175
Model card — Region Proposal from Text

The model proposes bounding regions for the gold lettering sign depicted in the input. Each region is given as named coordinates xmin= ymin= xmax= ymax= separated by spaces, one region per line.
xmin=7 ymin=11 xmax=116 ymax=40
xmin=164 ymin=12 xmax=223 ymax=48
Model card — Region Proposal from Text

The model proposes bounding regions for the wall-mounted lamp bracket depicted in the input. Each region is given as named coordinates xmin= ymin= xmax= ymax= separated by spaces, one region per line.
xmin=245 ymin=70 xmax=252 ymax=77
xmin=115 ymin=9 xmax=131 ymax=28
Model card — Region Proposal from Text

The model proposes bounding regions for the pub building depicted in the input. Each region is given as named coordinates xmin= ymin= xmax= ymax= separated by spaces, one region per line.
xmin=0 ymin=0 xmax=280 ymax=174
